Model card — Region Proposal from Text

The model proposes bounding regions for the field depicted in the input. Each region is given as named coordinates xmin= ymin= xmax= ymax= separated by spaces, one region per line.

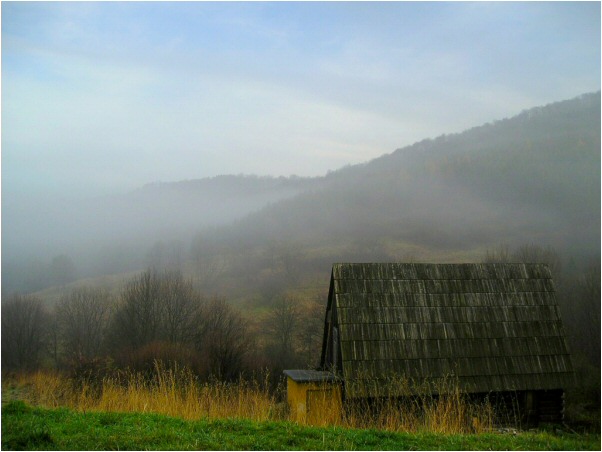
xmin=2 ymin=400 xmax=601 ymax=451
xmin=2 ymin=367 xmax=600 ymax=451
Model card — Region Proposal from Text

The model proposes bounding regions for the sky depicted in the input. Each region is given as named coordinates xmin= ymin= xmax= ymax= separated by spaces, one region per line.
xmin=2 ymin=1 xmax=600 ymax=198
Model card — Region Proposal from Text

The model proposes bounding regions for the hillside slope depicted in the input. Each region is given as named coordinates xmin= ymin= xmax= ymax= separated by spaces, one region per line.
xmin=225 ymin=92 xmax=600 ymax=257
xmin=4 ymin=92 xmax=599 ymax=297
xmin=2 ymin=175 xmax=320 ymax=294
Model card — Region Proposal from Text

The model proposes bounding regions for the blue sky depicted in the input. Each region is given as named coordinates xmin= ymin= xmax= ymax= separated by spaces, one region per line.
xmin=2 ymin=1 xmax=600 ymax=198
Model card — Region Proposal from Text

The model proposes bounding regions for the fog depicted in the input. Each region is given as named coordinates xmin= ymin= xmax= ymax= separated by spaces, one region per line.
xmin=2 ymin=3 xmax=600 ymax=294
xmin=3 ymin=4 xmax=602 ymax=428
xmin=2 ymin=92 xmax=599 ymax=297
xmin=3 ymin=2 xmax=599 ymax=197
xmin=2 ymin=175 xmax=314 ymax=287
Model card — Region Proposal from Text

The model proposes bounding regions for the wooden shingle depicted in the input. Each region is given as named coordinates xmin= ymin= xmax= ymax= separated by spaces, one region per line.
xmin=321 ymin=263 xmax=574 ymax=398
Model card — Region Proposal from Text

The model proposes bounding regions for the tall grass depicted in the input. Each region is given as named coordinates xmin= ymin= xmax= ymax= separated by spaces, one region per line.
xmin=309 ymin=375 xmax=495 ymax=433
xmin=6 ymin=363 xmax=498 ymax=433
xmin=9 ymin=362 xmax=277 ymax=422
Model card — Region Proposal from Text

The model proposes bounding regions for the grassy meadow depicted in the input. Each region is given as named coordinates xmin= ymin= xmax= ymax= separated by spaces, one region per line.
xmin=3 ymin=400 xmax=600 ymax=451
xmin=2 ymin=364 xmax=600 ymax=450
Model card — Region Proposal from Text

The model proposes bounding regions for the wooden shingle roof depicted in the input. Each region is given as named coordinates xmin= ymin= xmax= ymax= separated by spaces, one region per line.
xmin=322 ymin=263 xmax=574 ymax=398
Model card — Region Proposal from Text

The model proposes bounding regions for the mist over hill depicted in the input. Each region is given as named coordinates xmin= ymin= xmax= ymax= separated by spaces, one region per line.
xmin=2 ymin=175 xmax=319 ymax=293
xmin=2 ymin=92 xmax=600 ymax=295
xmin=221 ymin=92 xmax=600 ymax=257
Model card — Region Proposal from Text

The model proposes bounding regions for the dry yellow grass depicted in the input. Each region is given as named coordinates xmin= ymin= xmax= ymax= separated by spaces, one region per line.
xmin=7 ymin=363 xmax=495 ymax=433
xmin=10 ymin=362 xmax=277 ymax=422
xmin=327 ymin=376 xmax=494 ymax=434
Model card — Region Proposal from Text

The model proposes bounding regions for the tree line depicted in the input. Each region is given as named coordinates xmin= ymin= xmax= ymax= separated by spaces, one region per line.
xmin=1 ymin=269 xmax=324 ymax=384
xmin=3 ymin=243 xmax=599 ymax=400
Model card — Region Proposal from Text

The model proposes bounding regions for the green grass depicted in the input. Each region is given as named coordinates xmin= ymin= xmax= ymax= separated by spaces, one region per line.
xmin=2 ymin=401 xmax=600 ymax=451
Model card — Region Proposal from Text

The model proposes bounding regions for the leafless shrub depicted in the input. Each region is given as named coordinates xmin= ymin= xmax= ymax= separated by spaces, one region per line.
xmin=197 ymin=297 xmax=251 ymax=381
xmin=56 ymin=287 xmax=112 ymax=363
xmin=1 ymin=294 xmax=50 ymax=371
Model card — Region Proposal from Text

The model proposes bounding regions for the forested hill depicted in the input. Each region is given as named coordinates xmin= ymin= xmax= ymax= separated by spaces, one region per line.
xmin=7 ymin=93 xmax=599 ymax=426
xmin=3 ymin=92 xmax=599 ymax=296
xmin=222 ymin=92 xmax=600 ymax=258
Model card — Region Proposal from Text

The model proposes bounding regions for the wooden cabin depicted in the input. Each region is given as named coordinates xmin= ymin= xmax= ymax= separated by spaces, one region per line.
xmin=286 ymin=263 xmax=574 ymax=425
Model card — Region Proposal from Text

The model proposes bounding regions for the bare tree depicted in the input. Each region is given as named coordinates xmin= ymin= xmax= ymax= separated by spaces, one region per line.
xmin=296 ymin=296 xmax=327 ymax=368
xmin=110 ymin=269 xmax=204 ymax=350
xmin=263 ymin=295 xmax=300 ymax=369
xmin=159 ymin=271 xmax=204 ymax=345
xmin=110 ymin=269 xmax=165 ymax=350
xmin=56 ymin=287 xmax=112 ymax=362
xmin=199 ymin=297 xmax=250 ymax=380
xmin=1 ymin=294 xmax=49 ymax=371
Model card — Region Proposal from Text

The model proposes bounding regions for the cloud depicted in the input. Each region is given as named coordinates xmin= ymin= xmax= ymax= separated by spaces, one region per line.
xmin=2 ymin=2 xmax=600 ymax=198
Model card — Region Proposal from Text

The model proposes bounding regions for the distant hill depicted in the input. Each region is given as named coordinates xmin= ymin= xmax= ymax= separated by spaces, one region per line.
xmin=2 ymin=174 xmax=320 ymax=294
xmin=224 ymin=92 xmax=600 ymax=257
xmin=3 ymin=92 xmax=600 ymax=296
